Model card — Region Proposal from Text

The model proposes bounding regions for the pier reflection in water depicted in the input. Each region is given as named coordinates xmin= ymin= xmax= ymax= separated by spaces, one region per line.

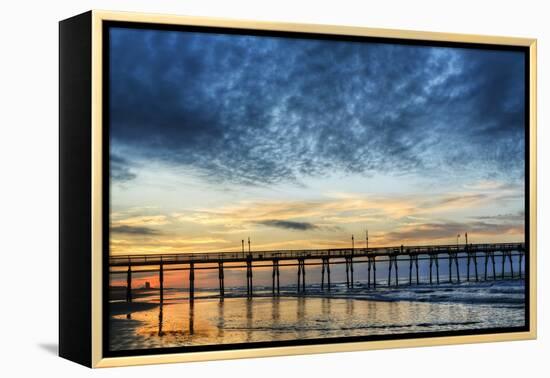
xmin=110 ymin=280 xmax=525 ymax=351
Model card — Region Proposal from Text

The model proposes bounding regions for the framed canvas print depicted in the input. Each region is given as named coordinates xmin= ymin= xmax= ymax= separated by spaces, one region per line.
xmin=59 ymin=10 xmax=537 ymax=368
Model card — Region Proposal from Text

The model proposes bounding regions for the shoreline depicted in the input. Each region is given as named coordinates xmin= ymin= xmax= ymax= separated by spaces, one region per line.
xmin=110 ymin=279 xmax=525 ymax=308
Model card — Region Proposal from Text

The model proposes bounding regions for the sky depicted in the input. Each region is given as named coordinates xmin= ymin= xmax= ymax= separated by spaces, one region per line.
xmin=108 ymin=26 xmax=526 ymax=266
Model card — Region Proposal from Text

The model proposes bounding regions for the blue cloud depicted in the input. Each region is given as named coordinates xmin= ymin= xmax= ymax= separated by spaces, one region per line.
xmin=109 ymin=27 xmax=526 ymax=186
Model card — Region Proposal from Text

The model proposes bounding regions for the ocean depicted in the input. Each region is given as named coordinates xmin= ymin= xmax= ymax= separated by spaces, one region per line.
xmin=109 ymin=279 xmax=526 ymax=351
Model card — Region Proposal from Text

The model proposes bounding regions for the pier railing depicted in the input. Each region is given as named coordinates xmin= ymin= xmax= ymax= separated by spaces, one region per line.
xmin=110 ymin=242 xmax=524 ymax=266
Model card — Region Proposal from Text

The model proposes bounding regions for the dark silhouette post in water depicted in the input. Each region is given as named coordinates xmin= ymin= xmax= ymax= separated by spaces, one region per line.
xmin=467 ymin=246 xmax=471 ymax=281
xmin=466 ymin=246 xmax=477 ymax=282
xmin=396 ymin=247 xmax=401 ymax=286
xmin=449 ymin=251 xmax=453 ymax=283
xmin=246 ymin=237 xmax=253 ymax=297
xmin=272 ymin=259 xmax=280 ymax=295
xmin=485 ymin=252 xmax=489 ymax=281
xmin=501 ymin=251 xmax=506 ymax=279
xmin=408 ymin=250 xmax=419 ymax=285
xmin=473 ymin=245 xmax=479 ymax=281
xmin=189 ymin=262 xmax=195 ymax=302
xmin=372 ymin=256 xmax=376 ymax=288
xmin=415 ymin=254 xmax=419 ymax=284
xmin=388 ymin=255 xmax=392 ymax=286
xmin=126 ymin=265 xmax=132 ymax=303
xmin=429 ymin=250 xmax=440 ymax=285
xmin=484 ymin=250 xmax=497 ymax=280
xmin=466 ymin=242 xmax=479 ymax=282
xmin=246 ymin=259 xmax=251 ymax=297
xmin=518 ymin=247 xmax=524 ymax=279
xmin=159 ymin=260 xmax=164 ymax=305
xmin=408 ymin=250 xmax=412 ymax=285
xmin=429 ymin=252 xmax=434 ymax=284
xmin=218 ymin=261 xmax=224 ymax=299
xmin=349 ymin=235 xmax=355 ymax=289
xmin=344 ymin=256 xmax=349 ymax=289
xmin=448 ymin=249 xmax=460 ymax=283
xmin=366 ymin=254 xmax=377 ymax=289
xmin=301 ymin=259 xmax=305 ymax=292
xmin=321 ymin=257 xmax=326 ymax=290
xmin=502 ymin=250 xmax=514 ymax=279
xmin=296 ymin=258 xmax=306 ymax=293
xmin=365 ymin=230 xmax=372 ymax=288
xmin=509 ymin=251 xmax=514 ymax=278
xmin=276 ymin=260 xmax=280 ymax=295
xmin=327 ymin=257 xmax=331 ymax=291
xmin=297 ymin=259 xmax=301 ymax=292
xmin=246 ymin=260 xmax=253 ymax=297
xmin=273 ymin=260 xmax=276 ymax=294
xmin=321 ymin=257 xmax=331 ymax=291
xmin=388 ymin=248 xmax=399 ymax=287
xmin=492 ymin=251 xmax=497 ymax=280
xmin=455 ymin=252 xmax=461 ymax=283
xmin=435 ymin=254 xmax=440 ymax=284
xmin=367 ymin=256 xmax=372 ymax=289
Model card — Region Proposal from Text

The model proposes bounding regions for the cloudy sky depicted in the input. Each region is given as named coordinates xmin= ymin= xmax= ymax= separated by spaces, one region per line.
xmin=108 ymin=26 xmax=526 ymax=258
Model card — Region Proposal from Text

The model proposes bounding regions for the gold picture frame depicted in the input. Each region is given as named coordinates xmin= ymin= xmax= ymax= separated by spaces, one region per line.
xmin=59 ymin=9 xmax=537 ymax=368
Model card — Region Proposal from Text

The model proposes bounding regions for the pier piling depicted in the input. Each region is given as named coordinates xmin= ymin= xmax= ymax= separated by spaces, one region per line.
xmin=300 ymin=259 xmax=306 ymax=292
xmin=474 ymin=250 xmax=479 ymax=281
xmin=455 ymin=253 xmax=460 ymax=283
xmin=350 ymin=257 xmax=354 ymax=288
xmin=296 ymin=259 xmax=306 ymax=293
xmin=388 ymin=252 xmax=398 ymax=287
xmin=189 ymin=262 xmax=195 ymax=301
xmin=367 ymin=256 xmax=372 ymax=289
xmin=429 ymin=254 xmax=433 ymax=285
xmin=272 ymin=259 xmax=280 ymax=295
xmin=501 ymin=251 xmax=506 ymax=279
xmin=276 ymin=260 xmax=280 ymax=295
xmin=345 ymin=257 xmax=349 ymax=288
xmin=484 ymin=252 xmax=489 ymax=280
xmin=408 ymin=253 xmax=419 ymax=285
xmin=518 ymin=250 xmax=524 ymax=279
xmin=321 ymin=258 xmax=326 ymax=290
xmin=218 ymin=262 xmax=224 ymax=299
xmin=327 ymin=258 xmax=331 ymax=291
xmin=491 ymin=252 xmax=497 ymax=281
xmin=246 ymin=259 xmax=253 ymax=297
xmin=159 ymin=261 xmax=164 ymax=304
xmin=372 ymin=257 xmax=376 ymax=288
xmin=126 ymin=265 xmax=132 ymax=303
xmin=448 ymin=253 xmax=453 ymax=283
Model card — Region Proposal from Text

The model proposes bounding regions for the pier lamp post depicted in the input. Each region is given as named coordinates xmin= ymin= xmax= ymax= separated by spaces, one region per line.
xmin=352 ymin=234 xmax=354 ymax=256
xmin=456 ymin=234 xmax=460 ymax=250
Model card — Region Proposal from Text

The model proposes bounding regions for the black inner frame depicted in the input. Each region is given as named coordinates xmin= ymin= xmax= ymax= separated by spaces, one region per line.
xmin=101 ymin=20 xmax=531 ymax=358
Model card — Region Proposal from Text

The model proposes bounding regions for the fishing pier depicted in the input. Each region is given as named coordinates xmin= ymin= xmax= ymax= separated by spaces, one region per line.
xmin=110 ymin=242 xmax=525 ymax=303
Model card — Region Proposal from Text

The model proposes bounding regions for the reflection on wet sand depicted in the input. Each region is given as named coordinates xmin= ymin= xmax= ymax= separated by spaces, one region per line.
xmin=189 ymin=301 xmax=195 ymax=335
xmin=109 ymin=281 xmax=526 ymax=351
xmin=158 ymin=306 xmax=163 ymax=336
